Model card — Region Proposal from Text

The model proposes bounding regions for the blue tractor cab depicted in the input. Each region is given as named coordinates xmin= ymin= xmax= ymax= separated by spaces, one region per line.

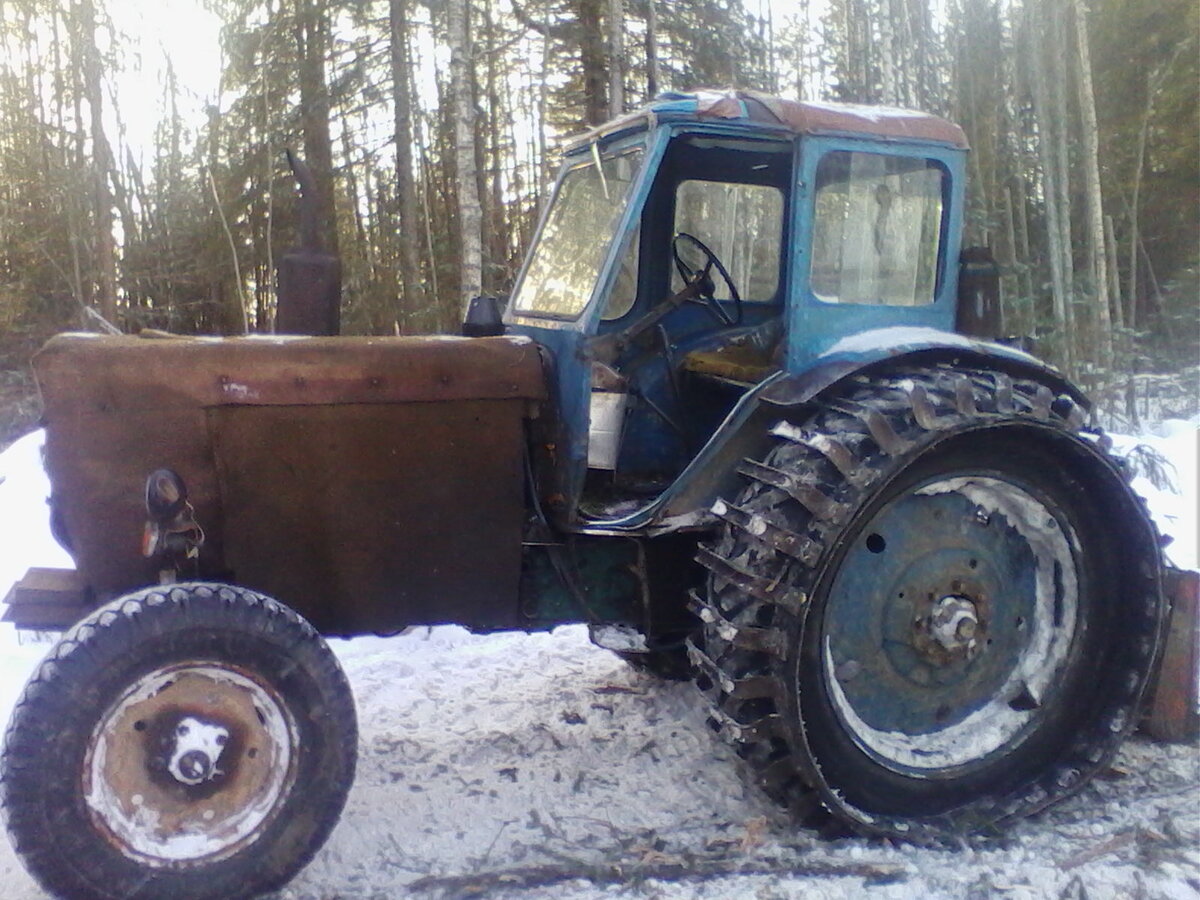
xmin=506 ymin=91 xmax=1064 ymax=534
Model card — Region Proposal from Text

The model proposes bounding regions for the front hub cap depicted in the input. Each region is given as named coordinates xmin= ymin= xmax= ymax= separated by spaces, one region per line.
xmin=83 ymin=663 xmax=297 ymax=865
xmin=820 ymin=474 xmax=1080 ymax=775
xmin=920 ymin=594 xmax=982 ymax=659
xmin=168 ymin=716 xmax=230 ymax=785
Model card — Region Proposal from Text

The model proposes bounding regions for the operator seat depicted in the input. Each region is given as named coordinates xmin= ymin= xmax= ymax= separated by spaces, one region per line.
xmin=680 ymin=317 xmax=784 ymax=387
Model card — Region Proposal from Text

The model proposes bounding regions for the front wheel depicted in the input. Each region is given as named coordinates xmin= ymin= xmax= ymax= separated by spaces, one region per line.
xmin=2 ymin=583 xmax=357 ymax=899
xmin=692 ymin=366 xmax=1164 ymax=841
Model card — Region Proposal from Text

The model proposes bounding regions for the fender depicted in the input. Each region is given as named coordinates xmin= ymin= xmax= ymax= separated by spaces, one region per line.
xmin=765 ymin=326 xmax=1086 ymax=408
xmin=580 ymin=327 xmax=1088 ymax=536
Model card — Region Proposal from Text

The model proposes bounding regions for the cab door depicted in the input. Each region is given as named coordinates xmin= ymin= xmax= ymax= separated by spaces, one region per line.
xmin=505 ymin=136 xmax=658 ymax=526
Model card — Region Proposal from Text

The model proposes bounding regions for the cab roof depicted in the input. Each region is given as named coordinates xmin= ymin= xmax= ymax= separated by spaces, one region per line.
xmin=567 ymin=89 xmax=969 ymax=152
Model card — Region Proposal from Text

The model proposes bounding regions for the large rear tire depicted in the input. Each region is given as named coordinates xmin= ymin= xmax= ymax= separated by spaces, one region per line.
xmin=2 ymin=583 xmax=357 ymax=899
xmin=691 ymin=366 xmax=1164 ymax=841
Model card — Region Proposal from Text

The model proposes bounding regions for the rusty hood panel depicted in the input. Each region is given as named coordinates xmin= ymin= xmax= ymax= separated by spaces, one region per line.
xmin=35 ymin=332 xmax=546 ymax=411
xmin=34 ymin=333 xmax=547 ymax=635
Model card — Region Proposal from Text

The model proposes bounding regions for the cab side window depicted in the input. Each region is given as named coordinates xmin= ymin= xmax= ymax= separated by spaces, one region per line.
xmin=670 ymin=180 xmax=784 ymax=302
xmin=810 ymin=151 xmax=945 ymax=307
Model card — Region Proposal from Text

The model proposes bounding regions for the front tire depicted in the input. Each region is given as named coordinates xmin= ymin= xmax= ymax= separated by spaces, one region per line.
xmin=691 ymin=366 xmax=1164 ymax=841
xmin=2 ymin=583 xmax=357 ymax=899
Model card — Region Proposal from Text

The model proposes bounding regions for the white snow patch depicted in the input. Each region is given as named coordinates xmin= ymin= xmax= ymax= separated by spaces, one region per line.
xmin=1110 ymin=416 xmax=1199 ymax=572
xmin=241 ymin=333 xmax=314 ymax=343
xmin=805 ymin=100 xmax=937 ymax=122
xmin=0 ymin=429 xmax=73 ymax=599
xmin=821 ymin=326 xmax=1041 ymax=365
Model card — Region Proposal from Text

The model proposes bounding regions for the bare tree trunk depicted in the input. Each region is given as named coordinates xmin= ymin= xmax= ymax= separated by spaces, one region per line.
xmin=577 ymin=0 xmax=608 ymax=125
xmin=482 ymin=0 xmax=508 ymax=291
xmin=258 ymin=33 xmax=274 ymax=332
xmin=1046 ymin=2 xmax=1077 ymax=370
xmin=1025 ymin=12 xmax=1068 ymax=369
xmin=79 ymin=0 xmax=118 ymax=326
xmin=1014 ymin=176 xmax=1033 ymax=308
xmin=449 ymin=0 xmax=481 ymax=309
xmin=1125 ymin=47 xmax=1183 ymax=333
xmin=844 ymin=0 xmax=874 ymax=103
xmin=474 ymin=1 xmax=494 ymax=293
xmin=645 ymin=0 xmax=659 ymax=99
xmin=537 ymin=6 xmax=550 ymax=196
xmin=608 ymin=0 xmax=624 ymax=117
xmin=878 ymin=0 xmax=899 ymax=106
xmin=1104 ymin=214 xmax=1123 ymax=332
xmin=1127 ymin=97 xmax=1147 ymax=335
xmin=296 ymin=0 xmax=338 ymax=260
xmin=1070 ymin=0 xmax=1113 ymax=372
xmin=1001 ymin=185 xmax=1019 ymax=335
xmin=389 ymin=0 xmax=426 ymax=331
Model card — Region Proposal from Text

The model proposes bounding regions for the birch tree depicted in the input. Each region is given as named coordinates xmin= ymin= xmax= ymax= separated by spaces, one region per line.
xmin=448 ymin=0 xmax=482 ymax=308
xmin=1070 ymin=0 xmax=1113 ymax=371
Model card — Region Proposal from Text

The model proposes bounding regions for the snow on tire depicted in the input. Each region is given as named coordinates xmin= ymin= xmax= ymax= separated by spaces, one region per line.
xmin=1 ymin=583 xmax=357 ymax=900
xmin=690 ymin=365 xmax=1166 ymax=842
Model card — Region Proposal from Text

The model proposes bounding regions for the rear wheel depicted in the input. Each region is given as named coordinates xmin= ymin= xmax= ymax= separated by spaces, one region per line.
xmin=691 ymin=366 xmax=1164 ymax=841
xmin=2 ymin=583 xmax=357 ymax=899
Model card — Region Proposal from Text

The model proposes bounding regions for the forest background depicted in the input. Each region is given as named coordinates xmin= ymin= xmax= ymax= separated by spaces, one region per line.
xmin=0 ymin=0 xmax=1196 ymax=449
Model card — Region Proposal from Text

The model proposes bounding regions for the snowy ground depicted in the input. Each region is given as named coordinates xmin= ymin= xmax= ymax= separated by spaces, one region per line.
xmin=0 ymin=423 xmax=1197 ymax=900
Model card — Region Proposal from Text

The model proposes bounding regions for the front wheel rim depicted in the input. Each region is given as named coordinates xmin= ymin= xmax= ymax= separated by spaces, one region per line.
xmin=83 ymin=662 xmax=297 ymax=866
xmin=818 ymin=473 xmax=1082 ymax=775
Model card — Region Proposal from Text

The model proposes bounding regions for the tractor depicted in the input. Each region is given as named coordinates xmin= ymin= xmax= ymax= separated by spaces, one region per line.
xmin=2 ymin=90 xmax=1194 ymax=899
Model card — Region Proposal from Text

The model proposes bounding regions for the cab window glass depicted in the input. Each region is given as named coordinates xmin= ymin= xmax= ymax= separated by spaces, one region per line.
xmin=810 ymin=152 xmax=944 ymax=306
xmin=512 ymin=149 xmax=643 ymax=318
xmin=670 ymin=180 xmax=783 ymax=302
xmin=601 ymin=225 xmax=639 ymax=321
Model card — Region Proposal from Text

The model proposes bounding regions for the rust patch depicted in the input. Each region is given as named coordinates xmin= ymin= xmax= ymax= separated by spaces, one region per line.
xmin=1142 ymin=567 xmax=1200 ymax=742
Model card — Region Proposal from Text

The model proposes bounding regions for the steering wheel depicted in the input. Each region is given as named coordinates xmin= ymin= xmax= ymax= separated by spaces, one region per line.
xmin=671 ymin=232 xmax=742 ymax=326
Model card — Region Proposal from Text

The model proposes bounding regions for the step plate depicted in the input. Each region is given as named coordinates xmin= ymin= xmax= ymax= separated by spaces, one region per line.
xmin=2 ymin=567 xmax=90 ymax=630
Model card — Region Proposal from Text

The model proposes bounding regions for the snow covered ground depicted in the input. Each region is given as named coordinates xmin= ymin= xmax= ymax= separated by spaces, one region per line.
xmin=0 ymin=424 xmax=1197 ymax=900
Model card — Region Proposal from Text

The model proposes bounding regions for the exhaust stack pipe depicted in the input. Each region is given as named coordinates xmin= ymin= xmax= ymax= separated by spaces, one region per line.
xmin=276 ymin=150 xmax=341 ymax=335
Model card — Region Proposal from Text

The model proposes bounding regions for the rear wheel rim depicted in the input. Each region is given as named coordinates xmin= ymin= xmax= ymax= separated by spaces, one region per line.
xmin=818 ymin=473 xmax=1081 ymax=776
xmin=83 ymin=662 xmax=297 ymax=866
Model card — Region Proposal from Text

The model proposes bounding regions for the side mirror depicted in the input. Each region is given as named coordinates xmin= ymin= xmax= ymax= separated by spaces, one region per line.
xmin=956 ymin=247 xmax=1001 ymax=339
xmin=462 ymin=295 xmax=506 ymax=337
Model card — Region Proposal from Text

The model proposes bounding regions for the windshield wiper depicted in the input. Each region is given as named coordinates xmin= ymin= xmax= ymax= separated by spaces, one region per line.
xmin=591 ymin=141 xmax=610 ymax=201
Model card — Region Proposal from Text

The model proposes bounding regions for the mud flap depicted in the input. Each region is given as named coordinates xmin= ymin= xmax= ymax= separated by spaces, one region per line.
xmin=1142 ymin=567 xmax=1200 ymax=742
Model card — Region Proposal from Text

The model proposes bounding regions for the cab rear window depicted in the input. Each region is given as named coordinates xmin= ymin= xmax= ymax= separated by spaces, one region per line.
xmin=810 ymin=151 xmax=945 ymax=307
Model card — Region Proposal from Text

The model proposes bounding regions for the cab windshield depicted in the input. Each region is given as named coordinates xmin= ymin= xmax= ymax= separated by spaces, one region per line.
xmin=511 ymin=147 xmax=644 ymax=318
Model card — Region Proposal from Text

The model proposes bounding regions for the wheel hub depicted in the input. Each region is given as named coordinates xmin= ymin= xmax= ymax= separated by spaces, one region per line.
xmin=83 ymin=664 xmax=296 ymax=865
xmin=915 ymin=594 xmax=982 ymax=663
xmin=820 ymin=474 xmax=1080 ymax=773
xmin=167 ymin=716 xmax=230 ymax=786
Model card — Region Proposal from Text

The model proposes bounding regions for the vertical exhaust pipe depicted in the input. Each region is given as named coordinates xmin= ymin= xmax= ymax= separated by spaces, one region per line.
xmin=276 ymin=150 xmax=342 ymax=335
